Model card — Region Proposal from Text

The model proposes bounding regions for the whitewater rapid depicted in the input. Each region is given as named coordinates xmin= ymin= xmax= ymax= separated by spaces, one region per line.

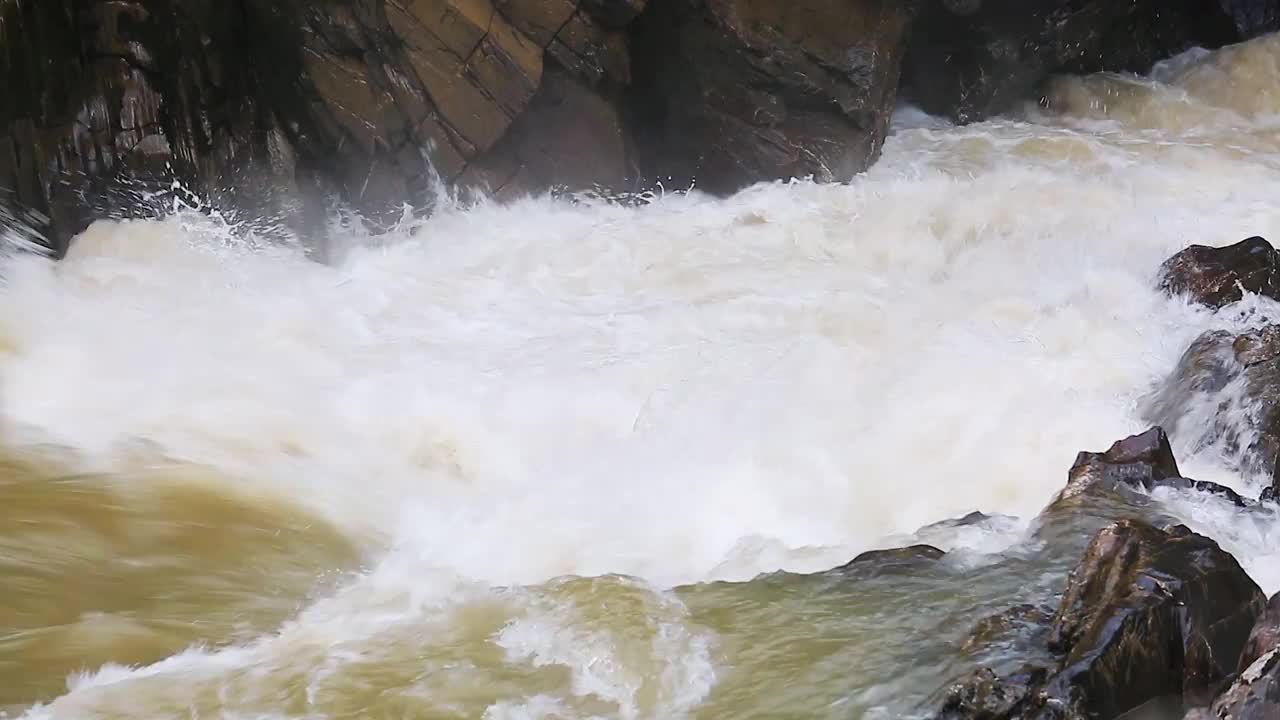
xmin=2 ymin=33 xmax=1280 ymax=720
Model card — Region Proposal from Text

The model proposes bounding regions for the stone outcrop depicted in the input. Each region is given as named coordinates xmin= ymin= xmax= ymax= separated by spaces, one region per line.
xmin=626 ymin=0 xmax=913 ymax=195
xmin=900 ymin=0 xmax=1267 ymax=123
xmin=1145 ymin=326 xmax=1280 ymax=500
xmin=935 ymin=519 xmax=1266 ymax=719
xmin=0 ymin=0 xmax=921 ymax=256
xmin=1158 ymin=237 xmax=1280 ymax=309
xmin=1056 ymin=427 xmax=1249 ymax=507
xmin=4 ymin=2 xmax=1278 ymax=254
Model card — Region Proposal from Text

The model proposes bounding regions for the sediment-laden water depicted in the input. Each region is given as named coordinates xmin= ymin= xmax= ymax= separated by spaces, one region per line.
xmin=2 ymin=33 xmax=1280 ymax=720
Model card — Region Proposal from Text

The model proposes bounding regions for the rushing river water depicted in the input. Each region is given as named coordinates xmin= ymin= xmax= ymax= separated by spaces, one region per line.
xmin=2 ymin=33 xmax=1280 ymax=720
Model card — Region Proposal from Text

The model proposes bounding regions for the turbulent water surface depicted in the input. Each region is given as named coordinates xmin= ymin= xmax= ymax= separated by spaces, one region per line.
xmin=3 ymin=34 xmax=1280 ymax=720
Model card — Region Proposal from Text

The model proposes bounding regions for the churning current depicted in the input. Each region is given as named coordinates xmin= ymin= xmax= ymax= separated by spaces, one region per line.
xmin=1 ymin=33 xmax=1280 ymax=720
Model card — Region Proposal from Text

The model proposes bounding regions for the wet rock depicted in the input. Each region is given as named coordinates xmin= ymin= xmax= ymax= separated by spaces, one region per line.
xmin=1046 ymin=520 xmax=1264 ymax=716
xmin=901 ymin=1 xmax=1245 ymax=123
xmin=961 ymin=604 xmax=1054 ymax=655
xmin=1058 ymin=427 xmax=1251 ymax=507
xmin=1145 ymin=327 xmax=1280 ymax=499
xmin=627 ymin=0 xmax=912 ymax=194
xmin=933 ymin=519 xmax=1266 ymax=719
xmin=935 ymin=665 xmax=1071 ymax=720
xmin=1066 ymin=427 xmax=1182 ymax=491
xmin=1240 ymin=592 xmax=1280 ymax=672
xmin=834 ymin=544 xmax=945 ymax=577
xmin=1193 ymin=648 xmax=1280 ymax=719
xmin=1158 ymin=237 xmax=1280 ymax=309
xmin=0 ymin=0 xmax=646 ymax=254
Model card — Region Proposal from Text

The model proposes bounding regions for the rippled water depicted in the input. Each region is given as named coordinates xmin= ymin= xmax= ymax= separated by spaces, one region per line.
xmin=2 ymin=34 xmax=1280 ymax=720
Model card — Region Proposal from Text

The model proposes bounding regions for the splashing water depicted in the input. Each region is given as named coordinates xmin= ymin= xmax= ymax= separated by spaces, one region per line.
xmin=2 ymin=34 xmax=1280 ymax=720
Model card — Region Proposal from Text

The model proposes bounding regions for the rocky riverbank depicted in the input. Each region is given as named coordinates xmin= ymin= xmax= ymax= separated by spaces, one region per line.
xmin=3 ymin=1 xmax=1279 ymax=255
xmin=817 ymin=236 xmax=1280 ymax=719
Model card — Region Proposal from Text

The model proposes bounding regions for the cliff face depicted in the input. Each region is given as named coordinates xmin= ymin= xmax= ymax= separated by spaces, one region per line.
xmin=1 ymin=0 xmax=1277 ymax=255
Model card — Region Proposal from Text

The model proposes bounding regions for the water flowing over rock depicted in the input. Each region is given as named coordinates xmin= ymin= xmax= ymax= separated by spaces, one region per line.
xmin=900 ymin=0 xmax=1261 ymax=123
xmin=833 ymin=544 xmax=946 ymax=577
xmin=1158 ymin=237 xmax=1280 ymax=309
xmin=935 ymin=519 xmax=1266 ymax=719
xmin=1145 ymin=326 xmax=1280 ymax=500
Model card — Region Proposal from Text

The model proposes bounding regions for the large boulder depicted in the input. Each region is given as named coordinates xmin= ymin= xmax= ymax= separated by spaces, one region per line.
xmin=1158 ymin=237 xmax=1280 ymax=309
xmin=623 ymin=0 xmax=913 ymax=194
xmin=1144 ymin=326 xmax=1280 ymax=500
xmin=935 ymin=519 xmax=1266 ymax=719
xmin=900 ymin=0 xmax=1247 ymax=123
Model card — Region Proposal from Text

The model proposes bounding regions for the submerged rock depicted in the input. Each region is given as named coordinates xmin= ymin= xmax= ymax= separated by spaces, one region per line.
xmin=1158 ymin=237 xmax=1280 ymax=309
xmin=834 ymin=544 xmax=946 ymax=577
xmin=933 ymin=519 xmax=1266 ymax=719
xmin=1146 ymin=326 xmax=1280 ymax=500
xmin=961 ymin=603 xmax=1054 ymax=655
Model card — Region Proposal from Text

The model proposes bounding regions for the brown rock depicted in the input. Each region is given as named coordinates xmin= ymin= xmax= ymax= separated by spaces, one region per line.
xmin=628 ymin=0 xmax=912 ymax=194
xmin=1158 ymin=237 xmax=1280 ymax=309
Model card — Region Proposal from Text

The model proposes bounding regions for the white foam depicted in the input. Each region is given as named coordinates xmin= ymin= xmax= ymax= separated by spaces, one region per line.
xmin=5 ymin=31 xmax=1280 ymax=720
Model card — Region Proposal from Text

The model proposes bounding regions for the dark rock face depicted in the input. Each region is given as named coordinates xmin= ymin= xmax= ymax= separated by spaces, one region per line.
xmin=1158 ymin=237 xmax=1280 ymax=309
xmin=1217 ymin=0 xmax=1280 ymax=37
xmin=1 ymin=0 xmax=917 ymax=254
xmin=1046 ymin=521 xmax=1263 ymax=714
xmin=627 ymin=0 xmax=912 ymax=195
xmin=901 ymin=0 xmax=1244 ymax=123
xmin=934 ymin=519 xmax=1266 ymax=719
xmin=1145 ymin=326 xmax=1280 ymax=499
xmin=0 ymin=0 xmax=305 ymax=253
